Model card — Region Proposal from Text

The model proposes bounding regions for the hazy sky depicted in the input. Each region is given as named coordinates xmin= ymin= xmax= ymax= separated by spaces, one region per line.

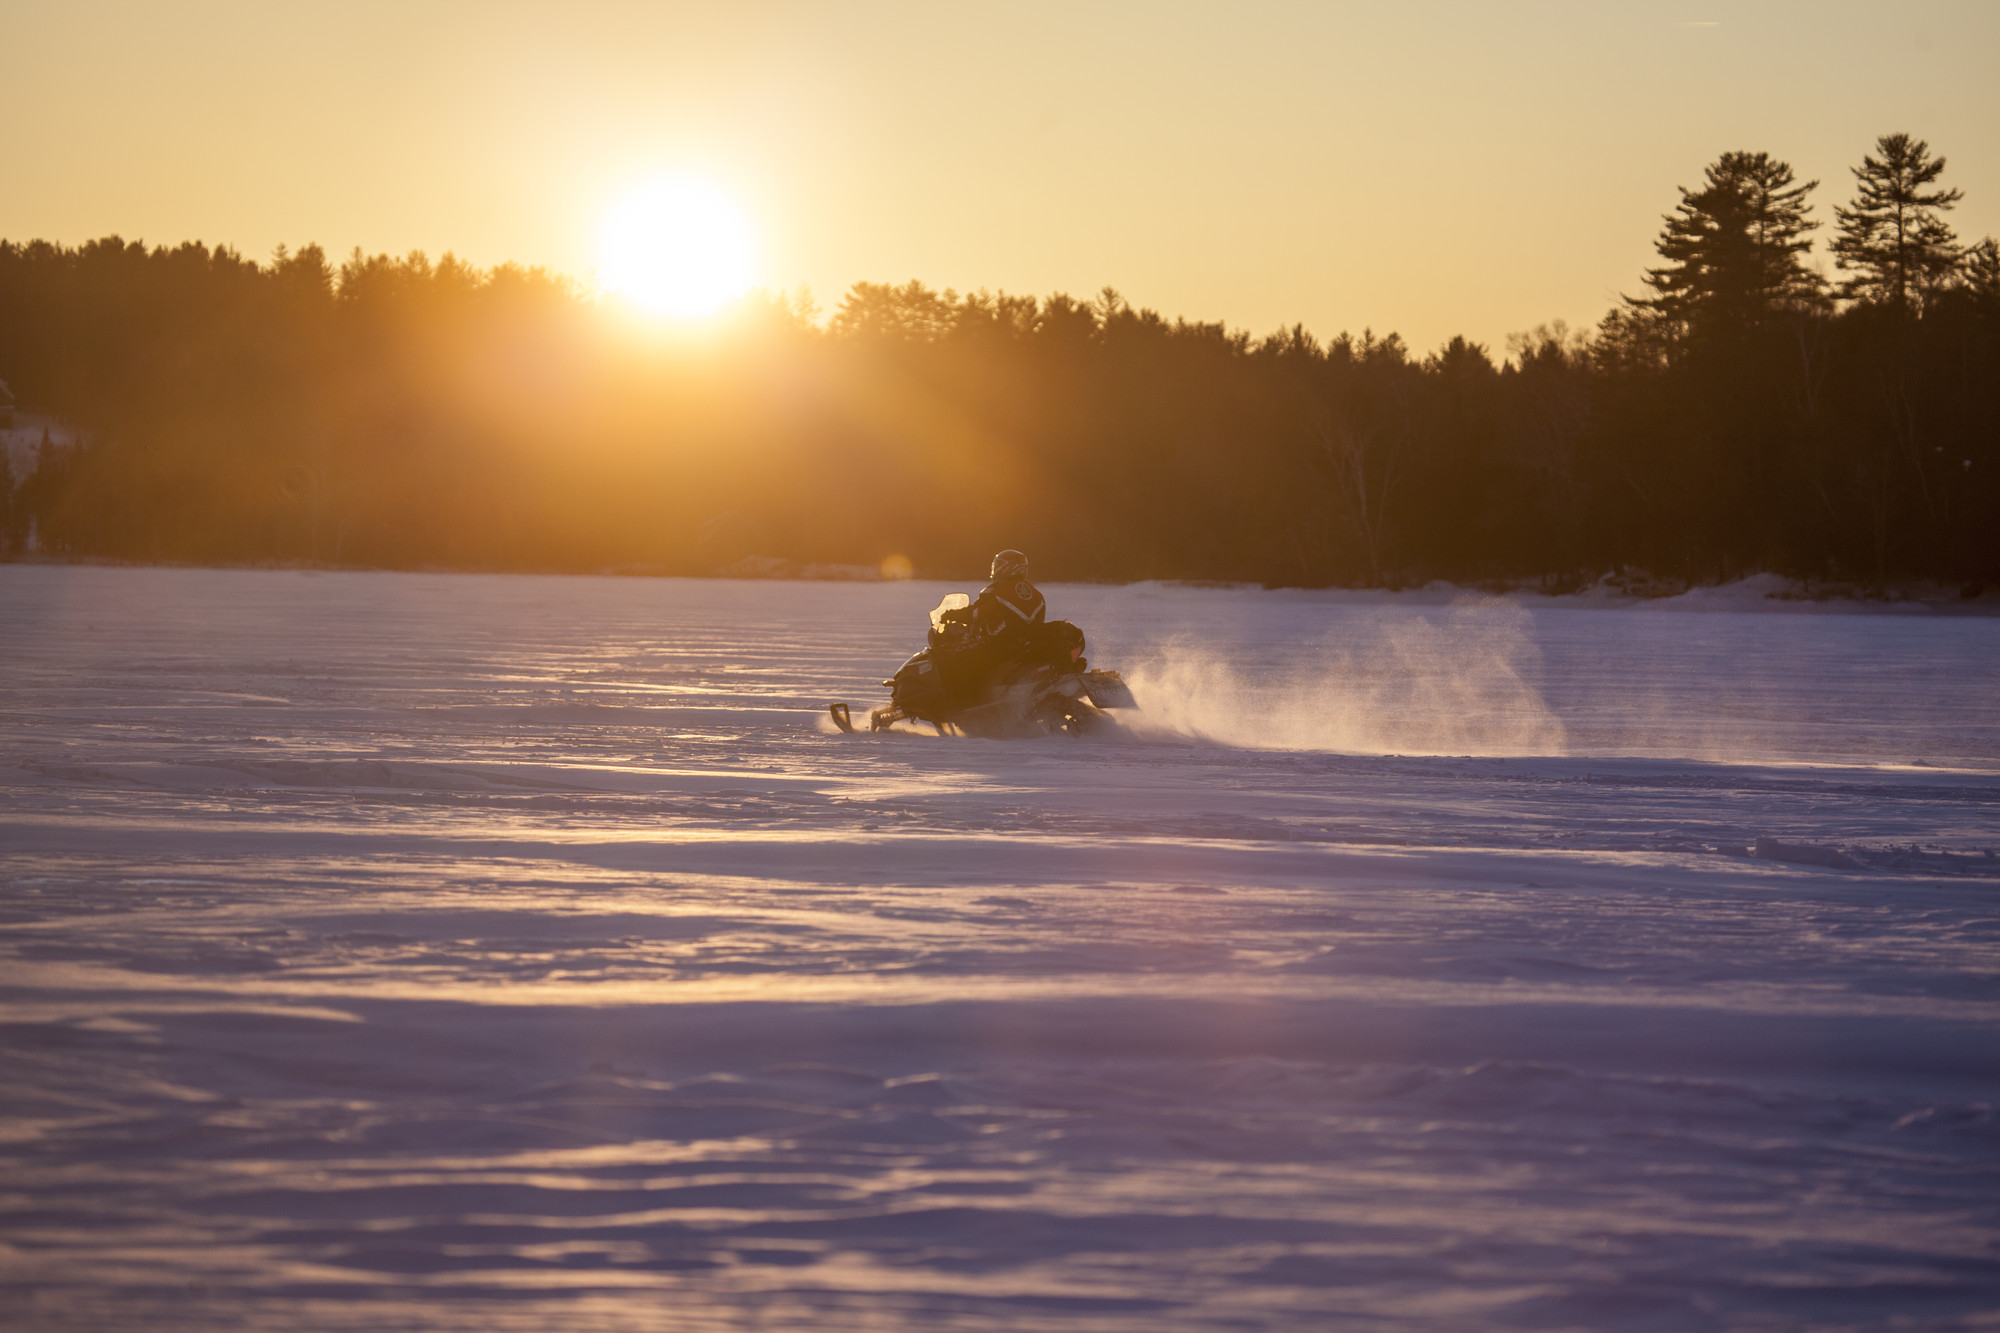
xmin=7 ymin=0 xmax=1997 ymax=353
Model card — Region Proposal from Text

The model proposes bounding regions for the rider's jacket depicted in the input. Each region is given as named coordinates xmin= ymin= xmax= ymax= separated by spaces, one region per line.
xmin=972 ymin=577 xmax=1046 ymax=643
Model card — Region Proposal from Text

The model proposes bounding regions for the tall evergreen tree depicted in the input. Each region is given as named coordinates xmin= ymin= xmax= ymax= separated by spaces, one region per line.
xmin=1830 ymin=133 xmax=1962 ymax=313
xmin=1633 ymin=151 xmax=1822 ymax=337
xmin=1958 ymin=237 xmax=1999 ymax=299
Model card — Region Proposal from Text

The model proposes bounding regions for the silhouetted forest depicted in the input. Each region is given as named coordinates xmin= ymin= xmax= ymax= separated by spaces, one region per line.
xmin=3 ymin=134 xmax=1996 ymax=587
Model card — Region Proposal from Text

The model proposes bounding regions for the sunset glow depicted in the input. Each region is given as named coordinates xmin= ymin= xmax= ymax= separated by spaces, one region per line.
xmin=5 ymin=5 xmax=2000 ymax=1326
xmin=598 ymin=180 xmax=754 ymax=317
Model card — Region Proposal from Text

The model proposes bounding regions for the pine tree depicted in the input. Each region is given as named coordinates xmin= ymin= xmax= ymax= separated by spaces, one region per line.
xmin=1958 ymin=238 xmax=1999 ymax=300
xmin=1829 ymin=133 xmax=1962 ymax=313
xmin=1633 ymin=151 xmax=1822 ymax=336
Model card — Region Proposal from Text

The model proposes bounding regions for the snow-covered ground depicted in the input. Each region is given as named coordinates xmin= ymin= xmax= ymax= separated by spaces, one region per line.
xmin=2 ymin=566 xmax=1996 ymax=1331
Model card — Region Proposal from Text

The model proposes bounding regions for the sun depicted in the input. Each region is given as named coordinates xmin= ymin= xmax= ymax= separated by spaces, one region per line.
xmin=599 ymin=180 xmax=755 ymax=318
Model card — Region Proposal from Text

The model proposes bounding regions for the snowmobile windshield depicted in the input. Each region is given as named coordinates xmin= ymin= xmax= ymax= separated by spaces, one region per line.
xmin=929 ymin=593 xmax=971 ymax=632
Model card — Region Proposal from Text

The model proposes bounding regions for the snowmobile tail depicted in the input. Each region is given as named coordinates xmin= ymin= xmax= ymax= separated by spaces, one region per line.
xmin=1080 ymin=669 xmax=1136 ymax=710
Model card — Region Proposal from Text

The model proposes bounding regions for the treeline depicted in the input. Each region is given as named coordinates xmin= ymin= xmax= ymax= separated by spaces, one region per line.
xmin=2 ymin=133 xmax=1996 ymax=586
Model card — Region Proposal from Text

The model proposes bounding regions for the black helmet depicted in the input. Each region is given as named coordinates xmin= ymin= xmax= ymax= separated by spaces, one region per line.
xmin=990 ymin=549 xmax=1029 ymax=581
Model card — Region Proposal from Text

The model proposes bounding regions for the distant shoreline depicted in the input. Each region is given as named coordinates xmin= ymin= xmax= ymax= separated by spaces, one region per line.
xmin=5 ymin=556 xmax=1994 ymax=615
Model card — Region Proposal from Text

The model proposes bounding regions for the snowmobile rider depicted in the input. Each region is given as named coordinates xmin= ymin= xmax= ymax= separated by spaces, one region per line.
xmin=938 ymin=550 xmax=1048 ymax=700
xmin=973 ymin=550 xmax=1046 ymax=643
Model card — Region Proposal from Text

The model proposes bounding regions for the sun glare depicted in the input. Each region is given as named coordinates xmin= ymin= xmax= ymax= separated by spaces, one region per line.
xmin=599 ymin=181 xmax=755 ymax=318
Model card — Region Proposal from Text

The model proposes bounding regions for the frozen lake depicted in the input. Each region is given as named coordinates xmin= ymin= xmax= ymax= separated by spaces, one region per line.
xmin=2 ymin=566 xmax=1997 ymax=1331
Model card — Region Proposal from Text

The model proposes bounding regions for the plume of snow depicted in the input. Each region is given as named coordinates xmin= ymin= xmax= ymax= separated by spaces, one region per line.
xmin=1119 ymin=596 xmax=1568 ymax=756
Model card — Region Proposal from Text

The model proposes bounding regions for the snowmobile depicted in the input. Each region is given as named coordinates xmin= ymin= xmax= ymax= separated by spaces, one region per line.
xmin=829 ymin=592 xmax=1136 ymax=738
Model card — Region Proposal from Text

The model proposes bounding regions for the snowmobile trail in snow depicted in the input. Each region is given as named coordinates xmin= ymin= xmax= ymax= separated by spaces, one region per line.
xmin=2 ymin=566 xmax=1998 ymax=1332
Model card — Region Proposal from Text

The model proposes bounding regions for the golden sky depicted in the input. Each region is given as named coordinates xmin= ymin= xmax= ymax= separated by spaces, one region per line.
xmin=7 ymin=0 xmax=1997 ymax=353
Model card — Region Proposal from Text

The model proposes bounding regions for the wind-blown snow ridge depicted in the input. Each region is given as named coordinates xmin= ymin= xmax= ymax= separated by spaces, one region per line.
xmin=1 ymin=566 xmax=1996 ymax=1332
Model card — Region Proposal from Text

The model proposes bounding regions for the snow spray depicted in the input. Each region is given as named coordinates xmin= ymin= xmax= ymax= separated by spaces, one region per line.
xmin=1117 ymin=596 xmax=1569 ymax=756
